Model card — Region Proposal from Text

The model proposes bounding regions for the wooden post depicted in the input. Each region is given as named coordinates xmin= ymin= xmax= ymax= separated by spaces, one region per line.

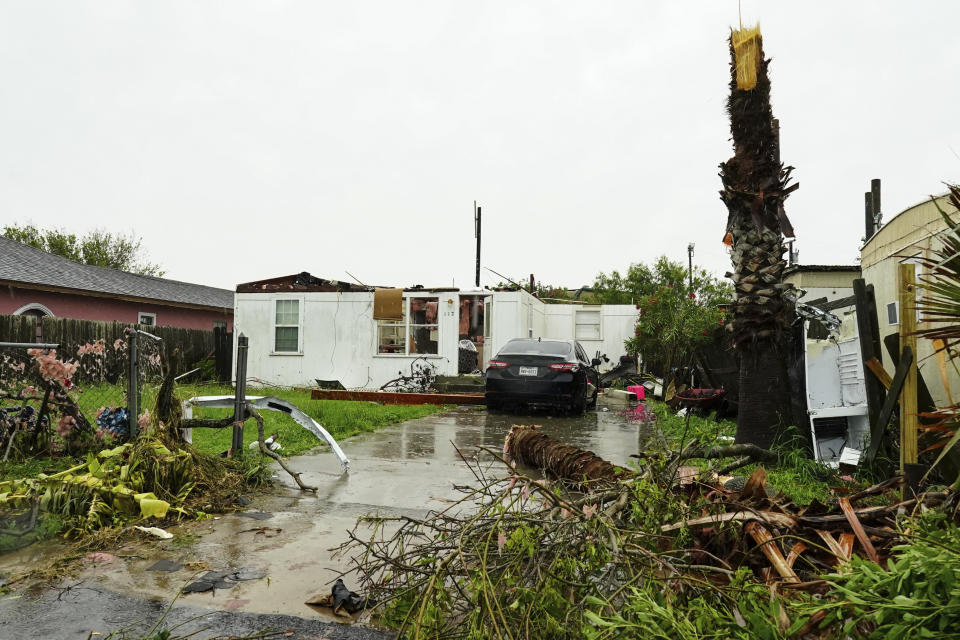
xmin=899 ymin=264 xmax=918 ymax=470
xmin=128 ymin=330 xmax=140 ymax=439
xmin=854 ymin=279 xmax=884 ymax=434
xmin=232 ymin=334 xmax=249 ymax=456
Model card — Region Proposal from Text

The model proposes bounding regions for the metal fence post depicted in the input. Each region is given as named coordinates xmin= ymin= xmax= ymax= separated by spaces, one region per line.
xmin=128 ymin=330 xmax=140 ymax=439
xmin=232 ymin=334 xmax=249 ymax=455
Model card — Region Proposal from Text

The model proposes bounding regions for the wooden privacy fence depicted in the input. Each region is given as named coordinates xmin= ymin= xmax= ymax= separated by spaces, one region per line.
xmin=0 ymin=314 xmax=220 ymax=379
xmin=0 ymin=314 xmax=39 ymax=343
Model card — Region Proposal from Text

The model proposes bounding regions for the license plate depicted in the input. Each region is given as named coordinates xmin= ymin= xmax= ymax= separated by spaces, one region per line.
xmin=518 ymin=366 xmax=538 ymax=376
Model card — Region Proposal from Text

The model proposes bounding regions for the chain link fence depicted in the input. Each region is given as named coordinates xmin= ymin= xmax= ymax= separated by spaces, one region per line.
xmin=0 ymin=329 xmax=170 ymax=462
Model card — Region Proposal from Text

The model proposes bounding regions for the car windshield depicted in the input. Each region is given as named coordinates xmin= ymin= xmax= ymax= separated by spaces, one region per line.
xmin=499 ymin=340 xmax=572 ymax=357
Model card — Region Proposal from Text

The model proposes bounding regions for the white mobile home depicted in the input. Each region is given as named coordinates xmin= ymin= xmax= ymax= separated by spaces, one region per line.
xmin=234 ymin=273 xmax=638 ymax=389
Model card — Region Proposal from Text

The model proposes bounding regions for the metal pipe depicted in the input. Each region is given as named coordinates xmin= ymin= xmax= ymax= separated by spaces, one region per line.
xmin=871 ymin=178 xmax=882 ymax=220
xmin=232 ymin=334 xmax=249 ymax=454
xmin=0 ymin=342 xmax=58 ymax=349
xmin=128 ymin=330 xmax=139 ymax=439
xmin=864 ymin=191 xmax=875 ymax=240
xmin=475 ymin=203 xmax=481 ymax=288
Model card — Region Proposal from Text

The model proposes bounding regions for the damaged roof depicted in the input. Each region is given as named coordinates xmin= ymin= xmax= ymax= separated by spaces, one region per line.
xmin=784 ymin=264 xmax=862 ymax=274
xmin=236 ymin=272 xmax=480 ymax=294
xmin=0 ymin=236 xmax=233 ymax=310
xmin=237 ymin=272 xmax=372 ymax=293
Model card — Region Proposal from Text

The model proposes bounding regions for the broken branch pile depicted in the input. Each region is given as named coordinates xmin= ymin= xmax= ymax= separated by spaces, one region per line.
xmin=338 ymin=428 xmax=960 ymax=639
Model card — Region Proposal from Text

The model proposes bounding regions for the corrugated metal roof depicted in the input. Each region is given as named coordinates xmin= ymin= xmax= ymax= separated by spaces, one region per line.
xmin=0 ymin=236 xmax=233 ymax=309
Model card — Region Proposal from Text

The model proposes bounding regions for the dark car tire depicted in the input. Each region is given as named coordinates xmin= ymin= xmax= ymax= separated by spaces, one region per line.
xmin=571 ymin=388 xmax=587 ymax=414
xmin=587 ymin=386 xmax=598 ymax=408
xmin=486 ymin=398 xmax=501 ymax=412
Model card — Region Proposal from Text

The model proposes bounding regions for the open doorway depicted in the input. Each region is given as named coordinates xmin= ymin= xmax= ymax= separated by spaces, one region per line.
xmin=458 ymin=295 xmax=488 ymax=373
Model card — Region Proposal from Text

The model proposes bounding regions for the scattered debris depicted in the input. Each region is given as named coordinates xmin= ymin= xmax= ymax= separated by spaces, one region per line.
xmin=305 ymin=578 xmax=367 ymax=617
xmin=248 ymin=432 xmax=282 ymax=451
xmin=180 ymin=567 xmax=268 ymax=594
xmin=134 ymin=526 xmax=173 ymax=540
xmin=146 ymin=558 xmax=183 ymax=572
xmin=336 ymin=426 xmax=960 ymax=639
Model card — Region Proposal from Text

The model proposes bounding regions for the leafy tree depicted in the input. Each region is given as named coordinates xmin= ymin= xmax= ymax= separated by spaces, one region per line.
xmin=625 ymin=282 xmax=725 ymax=376
xmin=2 ymin=224 xmax=165 ymax=276
xmin=593 ymin=256 xmax=732 ymax=307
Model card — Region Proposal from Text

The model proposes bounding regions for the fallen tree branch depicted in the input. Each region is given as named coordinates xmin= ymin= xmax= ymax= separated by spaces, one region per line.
xmin=678 ymin=444 xmax=777 ymax=463
xmin=247 ymin=405 xmax=317 ymax=493
xmin=661 ymin=509 xmax=797 ymax=532
xmin=715 ymin=455 xmax=754 ymax=475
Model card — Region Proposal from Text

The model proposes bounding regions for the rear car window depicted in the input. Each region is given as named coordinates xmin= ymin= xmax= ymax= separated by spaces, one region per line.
xmin=499 ymin=340 xmax=572 ymax=356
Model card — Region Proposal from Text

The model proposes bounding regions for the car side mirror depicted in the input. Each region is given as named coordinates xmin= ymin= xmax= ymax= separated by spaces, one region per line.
xmin=591 ymin=358 xmax=602 ymax=367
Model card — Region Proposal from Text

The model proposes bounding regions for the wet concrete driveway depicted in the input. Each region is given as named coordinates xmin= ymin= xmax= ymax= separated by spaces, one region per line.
xmin=0 ymin=403 xmax=653 ymax=639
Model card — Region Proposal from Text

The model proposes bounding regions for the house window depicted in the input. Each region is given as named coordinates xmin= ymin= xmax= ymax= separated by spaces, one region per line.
xmin=213 ymin=321 xmax=227 ymax=330
xmin=274 ymin=299 xmax=301 ymax=353
xmin=575 ymin=308 xmax=602 ymax=340
xmin=138 ymin=312 xmax=156 ymax=326
xmin=887 ymin=302 xmax=899 ymax=325
xmin=377 ymin=296 xmax=439 ymax=355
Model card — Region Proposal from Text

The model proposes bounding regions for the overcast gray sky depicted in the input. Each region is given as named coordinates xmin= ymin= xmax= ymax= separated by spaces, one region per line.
xmin=2 ymin=1 xmax=958 ymax=291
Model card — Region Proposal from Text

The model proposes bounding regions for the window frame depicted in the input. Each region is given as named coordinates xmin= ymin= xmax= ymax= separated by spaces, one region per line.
xmin=138 ymin=312 xmax=157 ymax=326
xmin=574 ymin=307 xmax=602 ymax=341
xmin=375 ymin=295 xmax=441 ymax=357
xmin=272 ymin=297 xmax=304 ymax=355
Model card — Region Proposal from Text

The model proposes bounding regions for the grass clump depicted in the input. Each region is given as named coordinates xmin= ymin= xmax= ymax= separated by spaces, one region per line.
xmin=648 ymin=401 xmax=842 ymax=505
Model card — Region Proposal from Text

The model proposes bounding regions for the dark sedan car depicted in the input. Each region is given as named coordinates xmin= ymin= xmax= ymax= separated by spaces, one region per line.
xmin=484 ymin=338 xmax=599 ymax=413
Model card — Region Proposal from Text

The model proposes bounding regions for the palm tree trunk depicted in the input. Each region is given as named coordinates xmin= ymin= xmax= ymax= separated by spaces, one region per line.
xmin=719 ymin=27 xmax=798 ymax=448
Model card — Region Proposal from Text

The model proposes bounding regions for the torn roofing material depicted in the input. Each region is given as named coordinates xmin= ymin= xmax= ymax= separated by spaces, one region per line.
xmin=236 ymin=271 xmax=477 ymax=294
xmin=236 ymin=272 xmax=372 ymax=293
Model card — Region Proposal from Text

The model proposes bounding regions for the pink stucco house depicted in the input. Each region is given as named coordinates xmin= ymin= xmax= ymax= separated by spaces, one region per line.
xmin=0 ymin=236 xmax=233 ymax=331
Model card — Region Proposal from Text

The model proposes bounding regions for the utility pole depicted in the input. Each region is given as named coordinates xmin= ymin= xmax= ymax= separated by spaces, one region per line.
xmin=474 ymin=202 xmax=481 ymax=288
xmin=687 ymin=242 xmax=695 ymax=291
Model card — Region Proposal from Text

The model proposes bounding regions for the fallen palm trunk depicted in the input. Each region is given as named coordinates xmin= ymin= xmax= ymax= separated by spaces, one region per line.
xmin=503 ymin=424 xmax=625 ymax=485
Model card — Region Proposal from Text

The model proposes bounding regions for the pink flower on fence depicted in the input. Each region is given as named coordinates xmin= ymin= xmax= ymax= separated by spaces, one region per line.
xmin=57 ymin=415 xmax=77 ymax=437
xmin=138 ymin=410 xmax=152 ymax=431
xmin=77 ymin=341 xmax=106 ymax=356
xmin=30 ymin=349 xmax=79 ymax=387
xmin=114 ymin=338 xmax=126 ymax=350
